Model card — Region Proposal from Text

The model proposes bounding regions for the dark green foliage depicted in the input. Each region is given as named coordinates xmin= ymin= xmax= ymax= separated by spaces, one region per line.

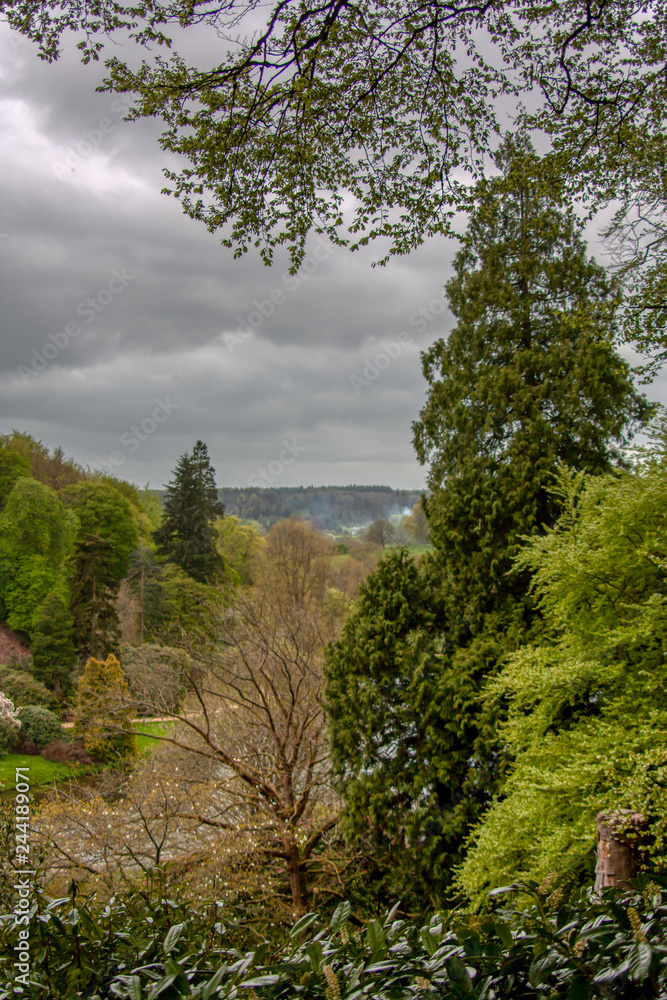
xmin=70 ymin=533 xmax=122 ymax=657
xmin=30 ymin=591 xmax=77 ymax=698
xmin=125 ymin=546 xmax=167 ymax=643
xmin=413 ymin=136 xmax=651 ymax=626
xmin=0 ymin=665 xmax=55 ymax=709
xmin=153 ymin=440 xmax=226 ymax=583
xmin=326 ymin=550 xmax=504 ymax=905
xmin=16 ymin=704 xmax=62 ymax=748
xmin=328 ymin=137 xmax=651 ymax=907
xmin=4 ymin=878 xmax=667 ymax=998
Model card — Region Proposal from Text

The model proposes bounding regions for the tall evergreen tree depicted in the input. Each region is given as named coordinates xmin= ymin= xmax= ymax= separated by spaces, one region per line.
xmin=70 ymin=533 xmax=122 ymax=658
xmin=30 ymin=591 xmax=77 ymax=699
xmin=327 ymin=136 xmax=652 ymax=906
xmin=413 ymin=135 xmax=651 ymax=629
xmin=153 ymin=441 xmax=226 ymax=583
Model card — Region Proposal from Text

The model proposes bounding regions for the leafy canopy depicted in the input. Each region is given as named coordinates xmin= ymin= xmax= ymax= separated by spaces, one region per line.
xmin=458 ymin=454 xmax=667 ymax=902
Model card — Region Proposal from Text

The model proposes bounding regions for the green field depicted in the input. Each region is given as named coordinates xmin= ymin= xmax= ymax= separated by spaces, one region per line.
xmin=0 ymin=720 xmax=172 ymax=791
xmin=0 ymin=753 xmax=92 ymax=791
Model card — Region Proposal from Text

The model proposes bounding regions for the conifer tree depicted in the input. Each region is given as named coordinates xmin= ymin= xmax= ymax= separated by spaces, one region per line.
xmin=30 ymin=591 xmax=77 ymax=699
xmin=70 ymin=534 xmax=122 ymax=658
xmin=73 ymin=653 xmax=136 ymax=763
xmin=327 ymin=136 xmax=652 ymax=905
xmin=153 ymin=441 xmax=226 ymax=583
xmin=413 ymin=135 xmax=651 ymax=627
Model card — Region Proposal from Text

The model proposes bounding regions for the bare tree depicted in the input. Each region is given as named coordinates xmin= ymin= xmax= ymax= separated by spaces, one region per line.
xmin=123 ymin=521 xmax=344 ymax=917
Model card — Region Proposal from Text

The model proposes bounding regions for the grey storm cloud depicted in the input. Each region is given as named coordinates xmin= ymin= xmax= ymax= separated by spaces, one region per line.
xmin=0 ymin=22 xmax=661 ymax=489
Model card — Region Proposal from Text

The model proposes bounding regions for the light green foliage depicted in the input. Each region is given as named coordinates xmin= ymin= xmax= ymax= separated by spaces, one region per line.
xmin=74 ymin=653 xmax=136 ymax=763
xmin=215 ymin=515 xmax=264 ymax=586
xmin=0 ymin=445 xmax=30 ymax=509
xmin=62 ymin=481 xmax=139 ymax=583
xmin=0 ymin=478 xmax=76 ymax=567
xmin=0 ymin=666 xmax=55 ymax=710
xmin=2 ymin=555 xmax=69 ymax=635
xmin=457 ymin=460 xmax=667 ymax=901
xmin=16 ymin=705 xmax=62 ymax=748
xmin=0 ymin=479 xmax=75 ymax=634
xmin=158 ymin=563 xmax=221 ymax=650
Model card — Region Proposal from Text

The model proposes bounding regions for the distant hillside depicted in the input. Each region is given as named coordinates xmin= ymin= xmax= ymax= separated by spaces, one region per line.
xmin=214 ymin=485 xmax=424 ymax=530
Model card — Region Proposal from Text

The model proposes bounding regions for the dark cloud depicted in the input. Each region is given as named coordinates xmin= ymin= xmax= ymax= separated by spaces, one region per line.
xmin=0 ymin=24 xmax=661 ymax=489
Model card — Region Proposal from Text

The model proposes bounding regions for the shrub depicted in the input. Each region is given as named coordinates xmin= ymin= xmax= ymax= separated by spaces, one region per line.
xmin=40 ymin=739 xmax=92 ymax=764
xmin=0 ymin=693 xmax=20 ymax=756
xmin=0 ymin=666 xmax=54 ymax=709
xmin=16 ymin=705 xmax=62 ymax=749
xmin=74 ymin=653 xmax=136 ymax=763
xmin=3 ymin=877 xmax=667 ymax=998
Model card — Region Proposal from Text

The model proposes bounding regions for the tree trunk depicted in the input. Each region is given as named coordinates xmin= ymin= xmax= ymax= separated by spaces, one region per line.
xmin=284 ymin=837 xmax=308 ymax=920
xmin=595 ymin=811 xmax=646 ymax=891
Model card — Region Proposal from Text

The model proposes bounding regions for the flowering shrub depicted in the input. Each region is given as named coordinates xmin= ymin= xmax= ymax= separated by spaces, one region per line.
xmin=0 ymin=692 xmax=20 ymax=756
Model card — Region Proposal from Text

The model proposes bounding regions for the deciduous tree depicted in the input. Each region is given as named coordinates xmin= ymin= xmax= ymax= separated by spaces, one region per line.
xmin=458 ymin=457 xmax=667 ymax=902
xmin=5 ymin=0 xmax=667 ymax=366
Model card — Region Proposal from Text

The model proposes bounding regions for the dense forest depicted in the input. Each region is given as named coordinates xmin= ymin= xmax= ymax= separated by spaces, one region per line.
xmin=3 ymin=1 xmax=667 ymax=991
xmin=211 ymin=487 xmax=423 ymax=530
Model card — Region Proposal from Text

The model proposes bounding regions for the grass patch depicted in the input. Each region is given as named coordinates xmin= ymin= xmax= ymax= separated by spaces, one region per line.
xmin=132 ymin=719 xmax=171 ymax=755
xmin=0 ymin=754 xmax=92 ymax=791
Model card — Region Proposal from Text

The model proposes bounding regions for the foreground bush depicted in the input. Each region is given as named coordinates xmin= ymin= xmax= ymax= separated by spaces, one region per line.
xmin=0 ymin=666 xmax=54 ymax=710
xmin=16 ymin=705 xmax=62 ymax=749
xmin=1 ymin=877 xmax=666 ymax=998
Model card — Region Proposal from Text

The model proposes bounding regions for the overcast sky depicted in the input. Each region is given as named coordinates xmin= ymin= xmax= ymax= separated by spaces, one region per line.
xmin=1 ymin=23 xmax=664 ymax=490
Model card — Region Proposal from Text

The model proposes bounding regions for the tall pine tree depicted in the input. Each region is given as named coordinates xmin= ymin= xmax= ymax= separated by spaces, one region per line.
xmin=153 ymin=441 xmax=226 ymax=583
xmin=413 ymin=135 xmax=650 ymax=628
xmin=326 ymin=135 xmax=652 ymax=907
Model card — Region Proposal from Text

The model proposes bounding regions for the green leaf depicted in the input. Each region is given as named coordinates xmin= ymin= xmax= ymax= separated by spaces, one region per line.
xmin=290 ymin=913 xmax=318 ymax=940
xmin=162 ymin=922 xmax=184 ymax=955
xmin=629 ymin=941 xmax=653 ymax=982
xmin=330 ymin=902 xmax=351 ymax=933
xmin=366 ymin=920 xmax=386 ymax=958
